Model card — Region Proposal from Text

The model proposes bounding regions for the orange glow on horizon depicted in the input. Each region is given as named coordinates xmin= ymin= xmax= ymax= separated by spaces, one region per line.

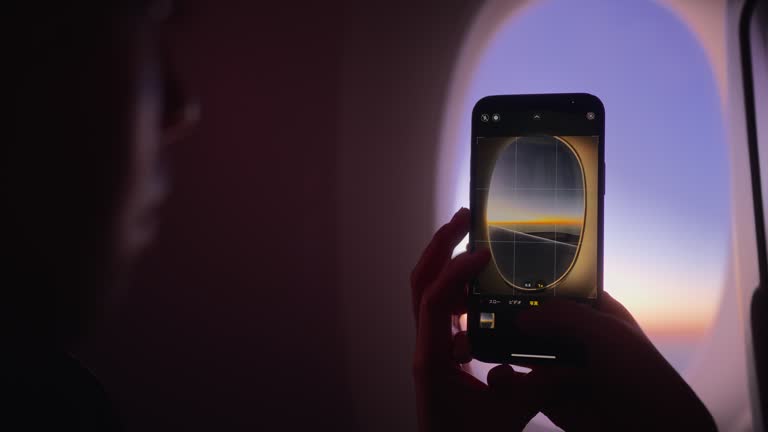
xmin=643 ymin=323 xmax=711 ymax=340
xmin=488 ymin=217 xmax=583 ymax=226
xmin=630 ymin=310 xmax=714 ymax=339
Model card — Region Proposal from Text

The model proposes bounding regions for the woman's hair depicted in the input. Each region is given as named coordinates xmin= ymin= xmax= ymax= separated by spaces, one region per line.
xmin=6 ymin=9 xmax=139 ymax=347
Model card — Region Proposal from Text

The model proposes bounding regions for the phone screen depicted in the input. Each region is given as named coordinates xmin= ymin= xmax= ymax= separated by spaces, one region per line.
xmin=469 ymin=94 xmax=604 ymax=363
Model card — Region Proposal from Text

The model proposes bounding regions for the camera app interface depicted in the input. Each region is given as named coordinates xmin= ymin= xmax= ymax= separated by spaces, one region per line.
xmin=472 ymin=134 xmax=598 ymax=300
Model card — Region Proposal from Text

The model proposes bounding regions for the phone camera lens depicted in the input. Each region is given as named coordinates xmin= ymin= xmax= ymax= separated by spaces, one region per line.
xmin=586 ymin=112 xmax=596 ymax=120
xmin=480 ymin=113 xmax=490 ymax=122
xmin=491 ymin=113 xmax=501 ymax=122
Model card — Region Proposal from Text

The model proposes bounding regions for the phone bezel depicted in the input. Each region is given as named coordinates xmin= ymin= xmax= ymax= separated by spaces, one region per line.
xmin=468 ymin=93 xmax=605 ymax=364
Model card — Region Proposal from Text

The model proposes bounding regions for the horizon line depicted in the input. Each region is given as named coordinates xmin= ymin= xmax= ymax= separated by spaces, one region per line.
xmin=488 ymin=218 xmax=583 ymax=226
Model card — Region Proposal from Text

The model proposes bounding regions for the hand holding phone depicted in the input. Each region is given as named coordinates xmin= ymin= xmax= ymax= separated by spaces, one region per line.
xmin=410 ymin=208 xmax=558 ymax=431
xmin=411 ymin=210 xmax=716 ymax=431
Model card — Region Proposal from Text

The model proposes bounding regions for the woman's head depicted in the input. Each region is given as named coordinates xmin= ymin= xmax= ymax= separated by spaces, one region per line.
xmin=7 ymin=3 xmax=197 ymax=348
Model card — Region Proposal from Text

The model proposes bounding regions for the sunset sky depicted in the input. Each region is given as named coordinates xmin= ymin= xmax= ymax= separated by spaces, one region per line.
xmin=486 ymin=136 xmax=586 ymax=226
xmin=450 ymin=0 xmax=729 ymax=346
xmin=488 ymin=218 xmax=582 ymax=225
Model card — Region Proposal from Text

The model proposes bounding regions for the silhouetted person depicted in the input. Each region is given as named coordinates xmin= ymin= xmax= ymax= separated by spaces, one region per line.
xmin=411 ymin=208 xmax=718 ymax=431
xmin=7 ymin=4 xmax=195 ymax=430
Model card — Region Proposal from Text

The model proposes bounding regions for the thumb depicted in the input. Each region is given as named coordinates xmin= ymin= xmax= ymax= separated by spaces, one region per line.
xmin=487 ymin=365 xmax=560 ymax=416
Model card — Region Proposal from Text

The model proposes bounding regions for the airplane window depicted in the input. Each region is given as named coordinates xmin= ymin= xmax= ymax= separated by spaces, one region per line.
xmin=437 ymin=1 xmax=732 ymax=428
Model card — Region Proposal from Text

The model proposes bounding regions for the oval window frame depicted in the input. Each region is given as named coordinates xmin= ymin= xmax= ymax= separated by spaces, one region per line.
xmin=485 ymin=135 xmax=587 ymax=291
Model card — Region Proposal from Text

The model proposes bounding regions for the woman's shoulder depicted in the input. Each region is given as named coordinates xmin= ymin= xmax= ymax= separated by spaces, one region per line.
xmin=3 ymin=349 xmax=122 ymax=431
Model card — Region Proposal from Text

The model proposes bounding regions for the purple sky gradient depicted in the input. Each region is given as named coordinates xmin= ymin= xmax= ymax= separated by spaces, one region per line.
xmin=451 ymin=0 xmax=730 ymax=371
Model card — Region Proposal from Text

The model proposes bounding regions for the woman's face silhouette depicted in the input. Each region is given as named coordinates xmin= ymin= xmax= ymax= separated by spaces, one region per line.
xmin=116 ymin=12 xmax=197 ymax=269
xmin=7 ymin=7 xmax=197 ymax=345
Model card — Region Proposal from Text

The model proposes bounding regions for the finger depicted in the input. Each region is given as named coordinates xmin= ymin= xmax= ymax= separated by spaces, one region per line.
xmin=486 ymin=364 xmax=527 ymax=396
xmin=487 ymin=364 xmax=563 ymax=415
xmin=416 ymin=249 xmax=490 ymax=368
xmin=424 ymin=249 xmax=490 ymax=313
xmin=523 ymin=364 xmax=583 ymax=425
xmin=452 ymin=331 xmax=472 ymax=364
xmin=451 ymin=366 xmax=487 ymax=393
xmin=485 ymin=365 xmax=546 ymax=430
xmin=597 ymin=291 xmax=640 ymax=328
xmin=411 ymin=208 xmax=470 ymax=322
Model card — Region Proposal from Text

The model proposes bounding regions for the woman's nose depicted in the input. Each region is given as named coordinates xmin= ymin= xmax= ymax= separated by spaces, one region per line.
xmin=162 ymin=70 xmax=199 ymax=145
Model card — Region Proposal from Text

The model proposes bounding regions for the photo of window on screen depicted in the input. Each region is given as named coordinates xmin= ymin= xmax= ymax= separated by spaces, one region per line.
xmin=472 ymin=134 xmax=598 ymax=299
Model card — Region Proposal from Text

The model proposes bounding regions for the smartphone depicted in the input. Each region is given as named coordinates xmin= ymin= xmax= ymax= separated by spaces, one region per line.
xmin=468 ymin=93 xmax=605 ymax=364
